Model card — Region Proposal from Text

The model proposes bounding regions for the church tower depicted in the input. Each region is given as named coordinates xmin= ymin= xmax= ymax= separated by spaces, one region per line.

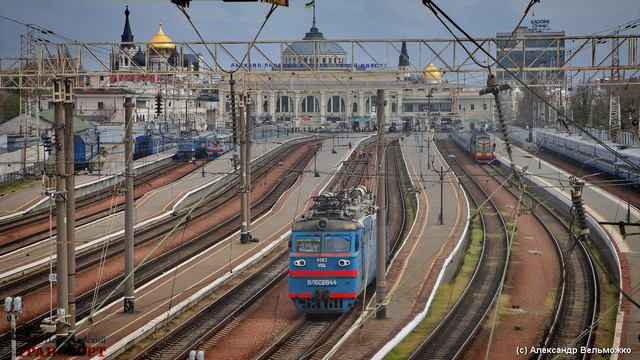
xmin=398 ymin=41 xmax=410 ymax=80
xmin=117 ymin=6 xmax=137 ymax=70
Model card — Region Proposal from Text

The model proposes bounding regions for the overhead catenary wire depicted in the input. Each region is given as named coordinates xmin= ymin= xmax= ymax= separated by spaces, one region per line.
xmin=174 ymin=2 xmax=279 ymax=76
xmin=420 ymin=0 xmax=640 ymax=174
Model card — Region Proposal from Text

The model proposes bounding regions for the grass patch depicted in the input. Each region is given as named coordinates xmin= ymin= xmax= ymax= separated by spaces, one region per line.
xmin=395 ymin=140 xmax=417 ymax=238
xmin=0 ymin=176 xmax=42 ymax=195
xmin=583 ymin=240 xmax=620 ymax=360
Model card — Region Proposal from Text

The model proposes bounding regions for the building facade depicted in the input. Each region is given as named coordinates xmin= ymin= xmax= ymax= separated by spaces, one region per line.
xmin=496 ymin=23 xmax=566 ymax=85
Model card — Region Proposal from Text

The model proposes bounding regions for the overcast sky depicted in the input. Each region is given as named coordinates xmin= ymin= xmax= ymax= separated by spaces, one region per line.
xmin=1 ymin=0 xmax=639 ymax=68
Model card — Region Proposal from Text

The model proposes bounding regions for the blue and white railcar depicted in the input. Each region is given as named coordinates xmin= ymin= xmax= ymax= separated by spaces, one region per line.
xmin=253 ymin=124 xmax=285 ymax=140
xmin=134 ymin=135 xmax=175 ymax=160
xmin=535 ymin=129 xmax=640 ymax=185
xmin=73 ymin=132 xmax=98 ymax=172
xmin=288 ymin=186 xmax=383 ymax=314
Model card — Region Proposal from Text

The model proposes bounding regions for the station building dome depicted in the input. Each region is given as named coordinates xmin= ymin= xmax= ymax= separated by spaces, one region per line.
xmin=282 ymin=22 xmax=347 ymax=70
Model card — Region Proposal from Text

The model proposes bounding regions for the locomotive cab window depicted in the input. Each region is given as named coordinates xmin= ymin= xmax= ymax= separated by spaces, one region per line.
xmin=296 ymin=237 xmax=321 ymax=253
xmin=325 ymin=235 xmax=351 ymax=252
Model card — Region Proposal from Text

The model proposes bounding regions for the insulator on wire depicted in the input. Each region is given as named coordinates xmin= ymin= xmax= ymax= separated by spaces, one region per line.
xmin=569 ymin=177 xmax=589 ymax=240
xmin=479 ymin=74 xmax=512 ymax=163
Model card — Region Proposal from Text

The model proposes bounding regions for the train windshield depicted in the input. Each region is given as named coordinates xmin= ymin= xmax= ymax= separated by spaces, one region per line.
xmin=325 ymin=235 xmax=351 ymax=252
xmin=295 ymin=237 xmax=321 ymax=253
xmin=476 ymin=136 xmax=492 ymax=152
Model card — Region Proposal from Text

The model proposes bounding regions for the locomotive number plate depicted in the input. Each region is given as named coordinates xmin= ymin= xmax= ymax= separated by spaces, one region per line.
xmin=307 ymin=279 xmax=338 ymax=286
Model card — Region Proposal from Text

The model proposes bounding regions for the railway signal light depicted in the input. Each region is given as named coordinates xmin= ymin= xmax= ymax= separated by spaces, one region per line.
xmin=43 ymin=135 xmax=52 ymax=153
xmin=155 ymin=94 xmax=163 ymax=115
xmin=52 ymin=133 xmax=60 ymax=152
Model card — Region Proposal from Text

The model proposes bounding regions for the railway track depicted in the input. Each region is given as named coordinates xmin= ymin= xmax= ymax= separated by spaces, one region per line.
xmin=480 ymin=150 xmax=598 ymax=358
xmin=129 ymin=137 xmax=410 ymax=360
xmin=0 ymin=140 xmax=319 ymax=359
xmin=253 ymin=138 xmax=409 ymax=360
xmin=0 ymin=161 xmax=191 ymax=256
xmin=255 ymin=311 xmax=353 ymax=360
xmin=408 ymin=139 xmax=598 ymax=359
xmin=132 ymin=251 xmax=290 ymax=360
xmin=408 ymin=139 xmax=510 ymax=360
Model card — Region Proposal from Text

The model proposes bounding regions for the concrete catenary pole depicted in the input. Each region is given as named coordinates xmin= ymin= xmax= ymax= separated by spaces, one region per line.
xmin=239 ymin=93 xmax=250 ymax=244
xmin=375 ymin=89 xmax=387 ymax=319
xmin=53 ymin=77 xmax=69 ymax=342
xmin=245 ymin=93 xmax=253 ymax=240
xmin=240 ymin=92 xmax=256 ymax=244
xmin=63 ymin=78 xmax=76 ymax=331
xmin=124 ymin=97 xmax=135 ymax=312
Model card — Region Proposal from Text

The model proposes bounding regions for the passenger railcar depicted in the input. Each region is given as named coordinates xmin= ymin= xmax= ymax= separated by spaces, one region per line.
xmin=452 ymin=128 xmax=495 ymax=164
xmin=535 ymin=129 xmax=640 ymax=186
xmin=73 ymin=132 xmax=99 ymax=172
xmin=133 ymin=135 xmax=175 ymax=160
xmin=288 ymin=186 xmax=385 ymax=314
xmin=253 ymin=124 xmax=286 ymax=140
xmin=205 ymin=134 xmax=234 ymax=159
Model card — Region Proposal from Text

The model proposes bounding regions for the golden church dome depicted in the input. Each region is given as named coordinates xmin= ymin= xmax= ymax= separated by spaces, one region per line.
xmin=148 ymin=24 xmax=175 ymax=56
xmin=422 ymin=62 xmax=442 ymax=83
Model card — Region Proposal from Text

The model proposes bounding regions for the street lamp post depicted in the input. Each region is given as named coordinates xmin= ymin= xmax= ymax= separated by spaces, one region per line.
xmin=332 ymin=132 xmax=337 ymax=154
xmin=426 ymin=88 xmax=434 ymax=130
xmin=431 ymin=157 xmax=453 ymax=224
xmin=314 ymin=136 xmax=320 ymax=177
xmin=427 ymin=134 xmax=431 ymax=169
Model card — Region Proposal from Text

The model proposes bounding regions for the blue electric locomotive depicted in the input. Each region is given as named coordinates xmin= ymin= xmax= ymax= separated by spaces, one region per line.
xmin=288 ymin=186 xmax=382 ymax=314
xmin=175 ymin=136 xmax=208 ymax=160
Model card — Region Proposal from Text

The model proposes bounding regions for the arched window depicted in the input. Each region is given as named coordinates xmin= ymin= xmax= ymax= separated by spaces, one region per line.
xmin=276 ymin=95 xmax=293 ymax=113
xmin=301 ymin=95 xmax=319 ymax=113
xmin=365 ymin=95 xmax=378 ymax=113
xmin=326 ymin=96 xmax=345 ymax=113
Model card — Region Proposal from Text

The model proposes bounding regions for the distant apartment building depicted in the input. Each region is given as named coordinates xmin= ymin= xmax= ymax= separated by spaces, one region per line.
xmin=496 ymin=21 xmax=565 ymax=85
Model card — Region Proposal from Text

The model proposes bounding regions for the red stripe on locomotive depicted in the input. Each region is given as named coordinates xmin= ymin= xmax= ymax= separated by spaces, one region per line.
xmin=291 ymin=253 xmax=352 ymax=257
xmin=289 ymin=292 xmax=359 ymax=299
xmin=289 ymin=270 xmax=358 ymax=277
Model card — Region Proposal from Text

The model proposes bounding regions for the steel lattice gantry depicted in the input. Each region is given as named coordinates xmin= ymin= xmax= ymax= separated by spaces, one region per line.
xmin=1 ymin=34 xmax=639 ymax=92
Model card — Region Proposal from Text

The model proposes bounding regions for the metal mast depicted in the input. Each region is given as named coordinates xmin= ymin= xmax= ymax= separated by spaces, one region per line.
xmin=20 ymin=25 xmax=40 ymax=176
xmin=52 ymin=78 xmax=69 ymax=347
xmin=375 ymin=89 xmax=387 ymax=319
xmin=610 ymin=95 xmax=621 ymax=143
xmin=124 ymin=97 xmax=135 ymax=312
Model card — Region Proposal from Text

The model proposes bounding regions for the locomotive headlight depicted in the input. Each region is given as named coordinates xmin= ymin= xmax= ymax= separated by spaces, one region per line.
xmin=293 ymin=259 xmax=306 ymax=267
xmin=338 ymin=259 xmax=350 ymax=267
